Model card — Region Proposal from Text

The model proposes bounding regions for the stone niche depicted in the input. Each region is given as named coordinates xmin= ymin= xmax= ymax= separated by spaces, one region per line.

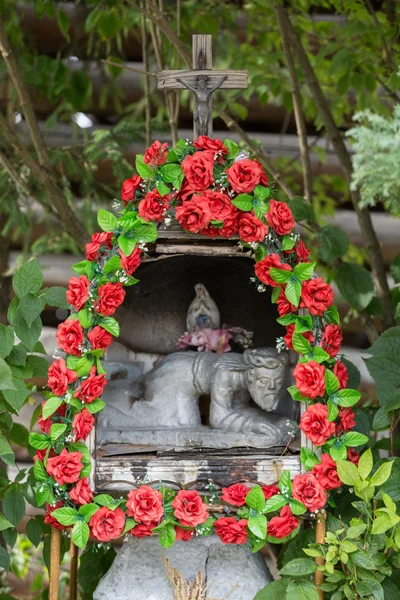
xmin=91 ymin=253 xmax=301 ymax=493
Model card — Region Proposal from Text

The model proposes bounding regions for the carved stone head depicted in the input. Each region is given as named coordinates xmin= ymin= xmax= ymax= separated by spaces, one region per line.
xmin=243 ymin=348 xmax=288 ymax=412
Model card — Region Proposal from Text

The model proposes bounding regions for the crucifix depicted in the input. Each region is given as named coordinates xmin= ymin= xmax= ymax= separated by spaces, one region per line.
xmin=157 ymin=34 xmax=248 ymax=139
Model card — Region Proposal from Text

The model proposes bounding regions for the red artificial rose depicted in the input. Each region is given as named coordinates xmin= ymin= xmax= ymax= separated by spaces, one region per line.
xmin=312 ymin=454 xmax=341 ymax=490
xmin=199 ymin=224 xmax=220 ymax=238
xmin=221 ymin=483 xmax=250 ymax=507
xmin=34 ymin=449 xmax=55 ymax=462
xmin=175 ymin=198 xmax=211 ymax=233
xmin=119 ymin=247 xmax=141 ymax=276
xmin=276 ymin=288 xmax=298 ymax=317
xmin=69 ymin=477 xmax=94 ymax=505
xmin=215 ymin=517 xmax=248 ymax=545
xmin=121 ymin=175 xmax=142 ymax=203
xmin=294 ymin=240 xmax=310 ymax=263
xmin=130 ymin=522 xmax=158 ymax=538
xmin=126 ymin=485 xmax=164 ymax=524
xmin=87 ymin=326 xmax=113 ymax=351
xmin=293 ymin=361 xmax=326 ymax=399
xmin=292 ymin=473 xmax=327 ymax=512
xmin=66 ymin=275 xmax=90 ymax=311
xmin=226 ymin=158 xmax=262 ymax=194
xmin=74 ymin=366 xmax=107 ymax=404
xmin=143 ymin=140 xmax=168 ymax=166
xmin=181 ymin=151 xmax=214 ymax=191
xmin=253 ymin=159 xmax=269 ymax=186
xmin=193 ymin=136 xmax=228 ymax=155
xmin=337 ymin=408 xmax=356 ymax=433
xmin=254 ymin=254 xmax=292 ymax=287
xmin=47 ymin=449 xmax=83 ymax=485
xmin=299 ymin=403 xmax=336 ymax=446
xmin=347 ymin=448 xmax=360 ymax=465
xmin=201 ymin=190 xmax=235 ymax=221
xmin=333 ymin=360 xmax=349 ymax=389
xmin=48 ymin=358 xmax=78 ymax=396
xmin=238 ymin=212 xmax=268 ymax=243
xmin=89 ymin=506 xmax=126 ymax=542
xmin=171 ymin=490 xmax=209 ymax=527
xmin=176 ymin=178 xmax=195 ymax=202
xmin=44 ymin=501 xmax=66 ymax=531
xmin=72 ymin=409 xmax=95 ymax=441
xmin=219 ymin=212 xmax=240 ymax=238
xmin=301 ymin=277 xmax=334 ymax=316
xmin=266 ymin=199 xmax=295 ymax=236
xmin=267 ymin=506 xmax=299 ymax=539
xmin=56 ymin=319 xmax=84 ymax=356
xmin=85 ymin=232 xmax=113 ymax=262
xmin=38 ymin=401 xmax=66 ymax=434
xmin=284 ymin=324 xmax=315 ymax=351
xmin=321 ymin=325 xmax=342 ymax=358
xmin=138 ymin=189 xmax=171 ymax=222
xmin=95 ymin=282 xmax=126 ymax=316
xmin=262 ymin=484 xmax=280 ymax=500
xmin=175 ymin=526 xmax=194 ymax=541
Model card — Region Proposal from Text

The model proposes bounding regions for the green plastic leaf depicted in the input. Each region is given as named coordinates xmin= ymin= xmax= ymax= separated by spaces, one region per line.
xmin=336 ymin=460 xmax=359 ymax=485
xmin=33 ymin=459 xmax=47 ymax=482
xmin=370 ymin=461 xmax=393 ymax=486
xmin=13 ymin=259 xmax=43 ymax=298
xmin=329 ymin=442 xmax=347 ymax=461
xmin=77 ymin=308 xmax=94 ymax=328
xmin=327 ymin=399 xmax=339 ymax=422
xmin=29 ymin=432 xmax=50 ymax=450
xmin=300 ymin=448 xmax=320 ymax=471
xmin=159 ymin=523 xmax=176 ymax=549
xmin=245 ymin=486 xmax=265 ymax=512
xmin=358 ymin=448 xmax=373 ymax=480
xmin=248 ymin=513 xmax=267 ymax=539
xmin=72 ymin=519 xmax=90 ymax=550
xmin=135 ymin=154 xmax=153 ymax=179
xmin=293 ymin=262 xmax=315 ymax=281
xmin=336 ymin=263 xmax=374 ymax=311
xmin=51 ymin=507 xmax=79 ymax=526
xmin=42 ymin=396 xmax=64 ymax=420
xmin=232 ymin=193 xmax=253 ymax=212
xmin=333 ymin=388 xmax=361 ymax=407
xmin=324 ymin=305 xmax=340 ymax=325
xmin=160 ymin=163 xmax=182 ymax=183
xmin=50 ymin=423 xmax=67 ymax=444
xmin=86 ymin=398 xmax=106 ymax=414
xmin=263 ymin=495 xmax=287 ymax=513
xmin=104 ymin=255 xmax=122 ymax=274
xmin=281 ymin=235 xmax=296 ymax=251
xmin=79 ymin=504 xmax=100 ymax=522
xmin=285 ymin=279 xmax=301 ymax=307
xmin=269 ymin=268 xmax=292 ymax=284
xmin=341 ymin=432 xmax=368 ymax=447
xmin=292 ymin=332 xmax=312 ymax=355
xmin=278 ymin=470 xmax=292 ymax=495
xmin=288 ymin=499 xmax=307 ymax=515
xmin=98 ymin=209 xmax=117 ymax=232
xmin=325 ymin=369 xmax=339 ymax=395
xmin=98 ymin=317 xmax=120 ymax=337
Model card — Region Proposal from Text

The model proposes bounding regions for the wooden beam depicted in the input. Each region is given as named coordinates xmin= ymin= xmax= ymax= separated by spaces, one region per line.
xmin=157 ymin=69 xmax=248 ymax=90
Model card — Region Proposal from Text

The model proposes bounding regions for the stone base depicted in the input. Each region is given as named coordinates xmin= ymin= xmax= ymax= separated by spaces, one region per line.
xmin=94 ymin=535 xmax=272 ymax=600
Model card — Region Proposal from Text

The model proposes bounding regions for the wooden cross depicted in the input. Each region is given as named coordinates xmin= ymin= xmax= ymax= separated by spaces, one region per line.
xmin=157 ymin=34 xmax=248 ymax=139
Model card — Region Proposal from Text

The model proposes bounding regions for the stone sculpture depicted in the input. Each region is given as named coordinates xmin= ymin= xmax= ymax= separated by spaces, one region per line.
xmin=176 ymin=74 xmax=228 ymax=135
xmin=186 ymin=283 xmax=220 ymax=331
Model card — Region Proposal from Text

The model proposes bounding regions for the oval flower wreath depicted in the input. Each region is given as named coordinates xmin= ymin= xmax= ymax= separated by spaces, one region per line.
xmin=30 ymin=136 xmax=368 ymax=552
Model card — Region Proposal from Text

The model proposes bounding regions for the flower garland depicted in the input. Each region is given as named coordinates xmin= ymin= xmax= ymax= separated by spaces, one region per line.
xmin=30 ymin=136 xmax=368 ymax=552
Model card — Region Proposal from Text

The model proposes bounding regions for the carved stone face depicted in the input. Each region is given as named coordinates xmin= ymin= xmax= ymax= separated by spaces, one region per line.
xmin=244 ymin=349 xmax=287 ymax=412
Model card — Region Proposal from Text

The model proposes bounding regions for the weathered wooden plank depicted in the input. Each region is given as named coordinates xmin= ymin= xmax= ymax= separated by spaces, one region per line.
xmin=157 ymin=69 xmax=248 ymax=90
xmin=155 ymin=243 xmax=246 ymax=257
xmin=193 ymin=34 xmax=212 ymax=70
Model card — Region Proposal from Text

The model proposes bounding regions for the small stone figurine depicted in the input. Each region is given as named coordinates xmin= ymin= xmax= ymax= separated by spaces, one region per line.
xmin=186 ymin=283 xmax=220 ymax=332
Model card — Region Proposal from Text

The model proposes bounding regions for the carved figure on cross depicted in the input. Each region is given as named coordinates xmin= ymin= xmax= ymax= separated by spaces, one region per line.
xmin=176 ymin=74 xmax=228 ymax=136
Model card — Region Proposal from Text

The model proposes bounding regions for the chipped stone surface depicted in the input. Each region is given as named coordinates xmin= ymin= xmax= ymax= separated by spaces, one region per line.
xmin=94 ymin=535 xmax=271 ymax=600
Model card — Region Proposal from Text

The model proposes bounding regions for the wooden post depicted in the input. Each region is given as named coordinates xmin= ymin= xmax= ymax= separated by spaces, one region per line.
xmin=69 ymin=538 xmax=78 ymax=600
xmin=49 ymin=528 xmax=61 ymax=600
xmin=192 ymin=34 xmax=212 ymax=139
xmin=315 ymin=512 xmax=326 ymax=600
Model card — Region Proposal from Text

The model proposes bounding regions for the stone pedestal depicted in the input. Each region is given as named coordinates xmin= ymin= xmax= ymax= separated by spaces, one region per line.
xmin=94 ymin=536 xmax=272 ymax=600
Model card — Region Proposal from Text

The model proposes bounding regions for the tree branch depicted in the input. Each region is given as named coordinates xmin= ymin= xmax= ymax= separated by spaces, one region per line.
xmin=140 ymin=1 xmax=152 ymax=148
xmin=274 ymin=4 xmax=394 ymax=331
xmin=0 ymin=149 xmax=33 ymax=199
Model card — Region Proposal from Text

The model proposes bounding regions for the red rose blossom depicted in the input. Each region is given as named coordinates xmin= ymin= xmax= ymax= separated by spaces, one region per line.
xmin=292 ymin=473 xmax=327 ymax=512
xmin=175 ymin=526 xmax=194 ymax=541
xmin=284 ymin=324 xmax=315 ymax=351
xmin=333 ymin=360 xmax=349 ymax=389
xmin=126 ymin=486 xmax=164 ymax=524
xmin=56 ymin=319 xmax=84 ymax=356
xmin=175 ymin=198 xmax=211 ymax=233
xmin=85 ymin=232 xmax=113 ymax=262
xmin=74 ymin=366 xmax=107 ymax=404
xmin=69 ymin=477 xmax=93 ymax=505
xmin=89 ymin=506 xmax=126 ymax=542
xmin=72 ymin=409 xmax=95 ymax=441
xmin=181 ymin=151 xmax=214 ymax=191
xmin=219 ymin=212 xmax=240 ymax=238
xmin=47 ymin=449 xmax=83 ymax=485
xmin=193 ymin=136 xmax=228 ymax=155
xmin=293 ymin=361 xmax=326 ymax=399
xmin=176 ymin=178 xmax=195 ymax=202
xmin=312 ymin=454 xmax=341 ymax=490
xmin=143 ymin=140 xmax=168 ymax=166
xmin=294 ymin=240 xmax=310 ymax=263
xmin=299 ymin=403 xmax=336 ymax=446
xmin=119 ymin=247 xmax=141 ymax=276
xmin=347 ymin=448 xmax=360 ymax=465
xmin=201 ymin=190 xmax=235 ymax=221
xmin=262 ymin=484 xmax=280 ymax=500
xmin=44 ymin=501 xmax=66 ymax=531
xmin=215 ymin=517 xmax=248 ymax=545
xmin=130 ymin=522 xmax=158 ymax=538
xmin=276 ymin=288 xmax=298 ymax=316
xmin=87 ymin=326 xmax=113 ymax=351
xmin=266 ymin=199 xmax=295 ymax=236
xmin=221 ymin=483 xmax=250 ymax=507
xmin=138 ymin=189 xmax=171 ymax=222
xmin=337 ymin=408 xmax=356 ymax=433
xmin=254 ymin=254 xmax=292 ymax=287
xmin=238 ymin=212 xmax=268 ymax=243
xmin=321 ymin=325 xmax=342 ymax=358
xmin=226 ymin=158 xmax=262 ymax=194
xmin=48 ymin=358 xmax=78 ymax=397
xmin=171 ymin=490 xmax=209 ymax=528
xmin=301 ymin=278 xmax=334 ymax=316
xmin=66 ymin=275 xmax=90 ymax=311
xmin=38 ymin=401 xmax=66 ymax=434
xmin=267 ymin=506 xmax=299 ymax=539
xmin=121 ymin=175 xmax=142 ymax=203
xmin=253 ymin=159 xmax=269 ymax=186
xmin=95 ymin=282 xmax=126 ymax=316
